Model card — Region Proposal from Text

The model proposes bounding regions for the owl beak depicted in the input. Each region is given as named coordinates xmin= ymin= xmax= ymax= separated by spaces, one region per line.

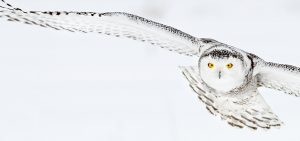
xmin=218 ymin=71 xmax=222 ymax=79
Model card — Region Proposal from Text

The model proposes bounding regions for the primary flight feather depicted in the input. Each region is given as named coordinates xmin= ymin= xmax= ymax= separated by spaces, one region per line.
xmin=1 ymin=0 xmax=300 ymax=130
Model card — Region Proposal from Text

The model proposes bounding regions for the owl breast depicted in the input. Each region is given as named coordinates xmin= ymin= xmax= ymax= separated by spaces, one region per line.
xmin=201 ymin=75 xmax=245 ymax=92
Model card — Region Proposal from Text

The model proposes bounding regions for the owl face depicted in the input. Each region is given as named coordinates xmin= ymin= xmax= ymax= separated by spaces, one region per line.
xmin=199 ymin=50 xmax=247 ymax=92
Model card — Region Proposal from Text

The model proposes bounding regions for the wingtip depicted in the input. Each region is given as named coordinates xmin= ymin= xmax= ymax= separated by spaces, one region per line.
xmin=0 ymin=0 xmax=23 ymax=11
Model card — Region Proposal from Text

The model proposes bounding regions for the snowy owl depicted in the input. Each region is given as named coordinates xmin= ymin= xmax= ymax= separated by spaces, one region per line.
xmin=1 ymin=0 xmax=299 ymax=130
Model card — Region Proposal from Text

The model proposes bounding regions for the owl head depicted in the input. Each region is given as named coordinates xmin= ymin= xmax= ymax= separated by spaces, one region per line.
xmin=199 ymin=48 xmax=248 ymax=92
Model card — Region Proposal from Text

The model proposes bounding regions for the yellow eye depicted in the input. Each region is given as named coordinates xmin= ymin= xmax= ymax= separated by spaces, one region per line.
xmin=208 ymin=63 xmax=214 ymax=68
xmin=226 ymin=63 xmax=233 ymax=69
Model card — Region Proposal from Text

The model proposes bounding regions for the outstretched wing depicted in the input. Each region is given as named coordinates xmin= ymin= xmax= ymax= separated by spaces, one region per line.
xmin=180 ymin=66 xmax=283 ymax=130
xmin=254 ymin=60 xmax=300 ymax=97
xmin=0 ymin=1 xmax=201 ymax=56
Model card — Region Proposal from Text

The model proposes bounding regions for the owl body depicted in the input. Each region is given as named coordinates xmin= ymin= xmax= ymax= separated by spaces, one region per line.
xmin=1 ymin=0 xmax=300 ymax=130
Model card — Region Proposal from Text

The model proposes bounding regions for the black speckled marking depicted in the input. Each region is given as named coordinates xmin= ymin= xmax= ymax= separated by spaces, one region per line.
xmin=90 ymin=12 xmax=96 ymax=16
xmin=202 ymin=48 xmax=244 ymax=61
xmin=199 ymin=38 xmax=218 ymax=44
xmin=267 ymin=62 xmax=300 ymax=73
xmin=247 ymin=54 xmax=254 ymax=70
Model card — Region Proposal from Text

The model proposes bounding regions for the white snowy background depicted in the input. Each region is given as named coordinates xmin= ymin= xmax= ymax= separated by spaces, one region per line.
xmin=1 ymin=0 xmax=300 ymax=141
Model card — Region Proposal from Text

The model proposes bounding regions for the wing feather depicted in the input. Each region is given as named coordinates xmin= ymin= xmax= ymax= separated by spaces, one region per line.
xmin=0 ymin=1 xmax=201 ymax=56
xmin=180 ymin=66 xmax=283 ymax=130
